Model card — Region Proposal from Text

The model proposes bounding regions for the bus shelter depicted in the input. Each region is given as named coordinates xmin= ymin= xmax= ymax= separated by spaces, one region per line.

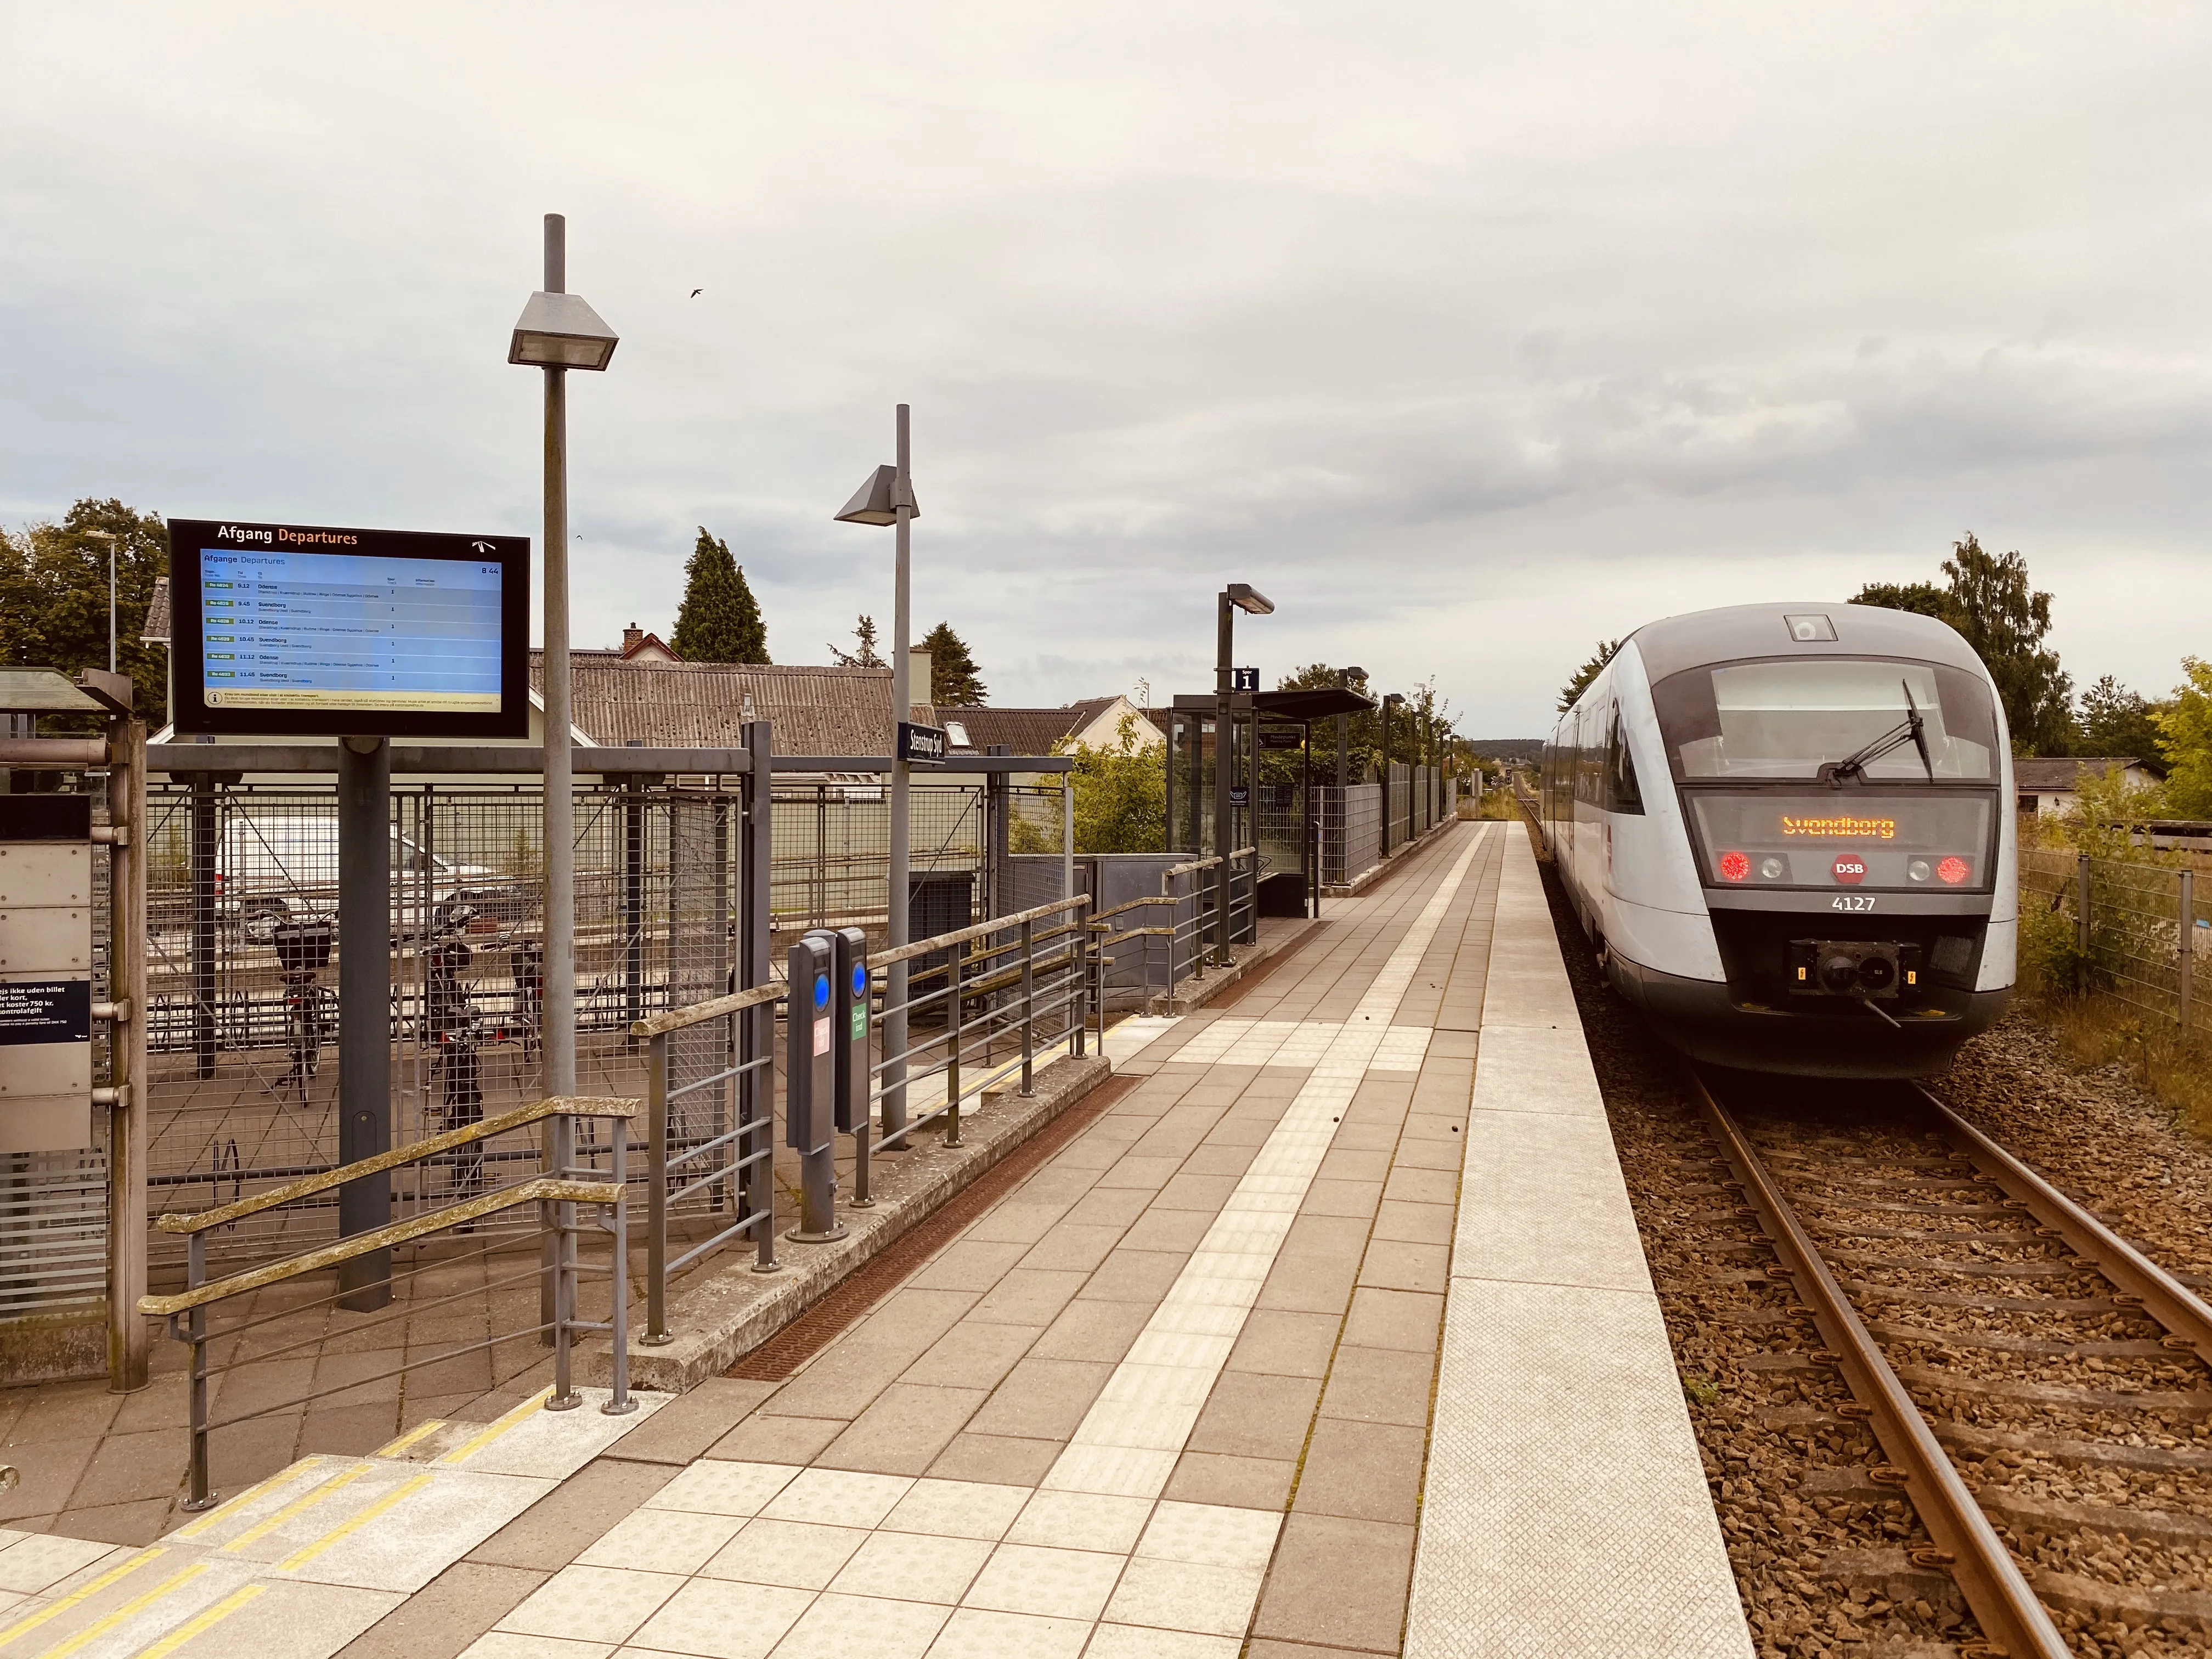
xmin=1162 ymin=684 xmax=1375 ymax=919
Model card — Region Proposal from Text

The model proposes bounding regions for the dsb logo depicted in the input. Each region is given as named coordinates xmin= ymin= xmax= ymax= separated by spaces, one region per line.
xmin=1831 ymin=855 xmax=1868 ymax=886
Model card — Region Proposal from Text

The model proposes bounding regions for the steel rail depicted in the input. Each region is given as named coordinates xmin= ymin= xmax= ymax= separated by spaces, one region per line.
xmin=1916 ymin=1085 xmax=2212 ymax=1364
xmin=1686 ymin=1068 xmax=2070 ymax=1659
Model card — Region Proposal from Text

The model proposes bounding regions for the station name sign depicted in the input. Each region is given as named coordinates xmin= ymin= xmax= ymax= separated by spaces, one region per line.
xmin=898 ymin=721 xmax=948 ymax=768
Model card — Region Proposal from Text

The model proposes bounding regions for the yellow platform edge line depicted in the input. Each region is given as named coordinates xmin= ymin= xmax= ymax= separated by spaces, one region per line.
xmin=133 ymin=1583 xmax=266 ymax=1659
xmin=435 ymin=1385 xmax=554 ymax=1466
xmin=221 ymin=1464 xmax=373 ymax=1553
xmin=371 ymin=1418 xmax=446 ymax=1459
xmin=0 ymin=1548 xmax=165 ymax=1650
xmin=42 ymin=1562 xmax=206 ymax=1659
xmin=278 ymin=1472 xmax=434 ymax=1574
xmin=170 ymin=1458 xmax=332 ymax=1542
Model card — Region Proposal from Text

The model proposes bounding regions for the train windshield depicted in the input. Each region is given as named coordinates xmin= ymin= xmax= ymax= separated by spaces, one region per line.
xmin=1652 ymin=658 xmax=1997 ymax=782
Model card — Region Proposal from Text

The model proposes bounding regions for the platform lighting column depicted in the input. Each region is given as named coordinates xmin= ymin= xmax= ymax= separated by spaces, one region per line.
xmin=508 ymin=213 xmax=619 ymax=1100
xmin=1215 ymin=584 xmax=1273 ymax=965
xmin=835 ymin=408 xmax=920 ymax=1141
xmin=85 ymin=530 xmax=119 ymax=672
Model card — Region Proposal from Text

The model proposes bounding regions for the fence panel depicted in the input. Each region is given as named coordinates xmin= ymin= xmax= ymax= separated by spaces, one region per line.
xmin=2021 ymin=845 xmax=2208 ymax=1041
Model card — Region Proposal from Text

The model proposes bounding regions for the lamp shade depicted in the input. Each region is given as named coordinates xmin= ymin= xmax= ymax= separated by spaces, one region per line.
xmin=1225 ymin=583 xmax=1274 ymax=616
xmin=834 ymin=464 xmax=919 ymax=526
xmin=509 ymin=291 xmax=619 ymax=370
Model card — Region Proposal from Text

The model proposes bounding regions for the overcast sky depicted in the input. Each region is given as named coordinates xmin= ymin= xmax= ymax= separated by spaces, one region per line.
xmin=4 ymin=3 xmax=2208 ymax=736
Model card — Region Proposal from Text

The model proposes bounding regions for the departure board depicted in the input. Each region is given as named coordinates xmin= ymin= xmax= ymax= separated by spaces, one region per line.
xmin=169 ymin=520 xmax=530 ymax=738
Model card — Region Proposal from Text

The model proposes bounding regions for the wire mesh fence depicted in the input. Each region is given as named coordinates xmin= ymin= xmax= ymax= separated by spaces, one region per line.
xmin=2021 ymin=848 xmax=2207 ymax=1039
xmin=1318 ymin=785 xmax=1383 ymax=887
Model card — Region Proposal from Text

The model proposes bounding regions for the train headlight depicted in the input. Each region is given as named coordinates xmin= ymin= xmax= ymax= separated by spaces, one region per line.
xmin=1718 ymin=850 xmax=1750 ymax=882
xmin=1759 ymin=856 xmax=1784 ymax=880
xmin=1937 ymin=856 xmax=1970 ymax=885
xmin=1908 ymin=859 xmax=1931 ymax=883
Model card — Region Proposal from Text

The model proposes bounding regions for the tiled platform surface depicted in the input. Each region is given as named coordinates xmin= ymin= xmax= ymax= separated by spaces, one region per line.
xmin=1402 ymin=830 xmax=1751 ymax=1658
xmin=0 ymin=819 xmax=1750 ymax=1655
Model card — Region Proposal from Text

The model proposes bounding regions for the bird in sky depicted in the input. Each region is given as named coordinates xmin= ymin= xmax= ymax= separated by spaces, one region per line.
xmin=689 ymin=288 xmax=703 ymax=298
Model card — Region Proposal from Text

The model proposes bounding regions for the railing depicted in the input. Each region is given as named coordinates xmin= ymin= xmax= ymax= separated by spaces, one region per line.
xmin=628 ymin=896 xmax=1096 ymax=1341
xmin=1086 ymin=848 xmax=1257 ymax=1012
xmin=138 ymin=1094 xmax=637 ymax=1511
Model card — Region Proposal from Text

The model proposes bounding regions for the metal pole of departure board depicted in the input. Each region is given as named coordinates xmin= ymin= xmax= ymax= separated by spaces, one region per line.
xmin=884 ymin=405 xmax=914 ymax=1141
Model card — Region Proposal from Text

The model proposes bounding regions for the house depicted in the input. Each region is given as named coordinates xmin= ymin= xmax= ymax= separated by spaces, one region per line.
xmin=939 ymin=696 xmax=1162 ymax=759
xmin=2014 ymin=756 xmax=2166 ymax=817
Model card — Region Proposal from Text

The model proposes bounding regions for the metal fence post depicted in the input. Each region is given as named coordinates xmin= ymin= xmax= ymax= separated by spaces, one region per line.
xmin=2076 ymin=852 xmax=2093 ymax=995
xmin=742 ymin=721 xmax=778 ymax=1273
xmin=945 ymin=938 xmax=965 ymax=1148
xmin=645 ymin=1032 xmax=670 ymax=1345
xmin=548 ymin=1109 xmax=580 ymax=1409
xmin=183 ymin=1232 xmax=214 ymax=1510
xmin=107 ymin=713 xmax=149 ymax=1392
xmin=1019 ymin=917 xmax=1036 ymax=1096
xmin=605 ymin=1116 xmax=636 ymax=1414
xmin=2181 ymin=870 xmax=2196 ymax=1035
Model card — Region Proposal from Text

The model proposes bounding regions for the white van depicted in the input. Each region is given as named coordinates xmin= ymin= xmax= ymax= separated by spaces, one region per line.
xmin=216 ymin=816 xmax=516 ymax=935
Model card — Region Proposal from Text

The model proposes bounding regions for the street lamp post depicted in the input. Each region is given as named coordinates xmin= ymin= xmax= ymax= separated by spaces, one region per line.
xmin=836 ymin=408 xmax=919 ymax=1143
xmin=1215 ymin=584 xmax=1273 ymax=965
xmin=509 ymin=213 xmax=619 ymax=1104
xmin=85 ymin=530 xmax=117 ymax=673
xmin=1382 ymin=692 xmax=1404 ymax=849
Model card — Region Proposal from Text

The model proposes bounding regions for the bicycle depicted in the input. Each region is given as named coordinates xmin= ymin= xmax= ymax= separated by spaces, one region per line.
xmin=270 ymin=918 xmax=335 ymax=1104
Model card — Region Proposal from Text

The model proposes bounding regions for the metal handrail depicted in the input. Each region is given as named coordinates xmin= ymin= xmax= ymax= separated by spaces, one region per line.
xmin=870 ymin=894 xmax=1088 ymax=969
xmin=630 ymin=980 xmax=784 ymax=1040
xmin=138 ymin=1176 xmax=620 ymax=1315
xmin=154 ymin=1094 xmax=639 ymax=1234
xmin=141 ymin=1096 xmax=639 ymax=1513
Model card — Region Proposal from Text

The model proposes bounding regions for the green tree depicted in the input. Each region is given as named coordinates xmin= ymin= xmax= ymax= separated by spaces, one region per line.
xmin=0 ymin=498 xmax=170 ymax=730
xmin=1849 ymin=580 xmax=1963 ymax=629
xmin=828 ymin=615 xmax=884 ymax=668
xmin=669 ymin=527 xmax=769 ymax=663
xmin=1066 ymin=714 xmax=1166 ymax=852
xmin=1558 ymin=640 xmax=1620 ymax=712
xmin=2157 ymin=657 xmax=2212 ymax=819
xmin=2075 ymin=674 xmax=2169 ymax=762
xmin=918 ymin=621 xmax=986 ymax=706
xmin=1940 ymin=534 xmax=2072 ymax=755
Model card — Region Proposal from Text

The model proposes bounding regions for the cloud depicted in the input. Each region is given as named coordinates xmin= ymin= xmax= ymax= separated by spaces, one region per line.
xmin=3 ymin=2 xmax=2210 ymax=731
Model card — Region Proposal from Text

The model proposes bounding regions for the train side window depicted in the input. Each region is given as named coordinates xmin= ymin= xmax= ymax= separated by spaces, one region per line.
xmin=1606 ymin=709 xmax=1645 ymax=814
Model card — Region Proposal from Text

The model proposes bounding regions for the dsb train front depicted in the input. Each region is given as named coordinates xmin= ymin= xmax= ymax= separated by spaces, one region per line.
xmin=1539 ymin=602 xmax=2016 ymax=1077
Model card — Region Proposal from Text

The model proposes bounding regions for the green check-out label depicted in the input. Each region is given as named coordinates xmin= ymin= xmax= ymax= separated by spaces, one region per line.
xmin=851 ymin=1006 xmax=867 ymax=1040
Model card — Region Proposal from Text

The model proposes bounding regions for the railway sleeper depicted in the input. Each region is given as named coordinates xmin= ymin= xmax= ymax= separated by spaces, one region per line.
xmin=1894 ymin=1362 xmax=2212 ymax=1415
xmin=2021 ymin=1567 xmax=2212 ymax=1635
xmin=1829 ymin=1248 xmax=2094 ymax=1279
xmin=1812 ymin=1545 xmax=1957 ymax=1605
xmin=1936 ymin=1422 xmax=2212 ymax=1476
xmin=1843 ymin=1279 xmax=2134 ymax=1316
xmin=1972 ymin=1487 xmax=2212 ymax=1552
xmin=1868 ymin=1319 xmax=2179 ymax=1360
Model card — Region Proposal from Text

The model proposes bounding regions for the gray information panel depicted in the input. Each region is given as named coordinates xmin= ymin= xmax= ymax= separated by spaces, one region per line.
xmin=0 ymin=800 xmax=95 ymax=1152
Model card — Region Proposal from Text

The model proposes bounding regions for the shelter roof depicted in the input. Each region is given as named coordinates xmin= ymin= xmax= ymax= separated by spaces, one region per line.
xmin=2013 ymin=755 xmax=2166 ymax=789
xmin=142 ymin=577 xmax=171 ymax=645
xmin=937 ymin=698 xmax=1124 ymax=754
xmin=528 ymin=653 xmax=930 ymax=755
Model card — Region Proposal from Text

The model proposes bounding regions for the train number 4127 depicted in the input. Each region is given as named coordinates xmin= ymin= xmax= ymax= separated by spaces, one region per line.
xmin=1831 ymin=895 xmax=1877 ymax=912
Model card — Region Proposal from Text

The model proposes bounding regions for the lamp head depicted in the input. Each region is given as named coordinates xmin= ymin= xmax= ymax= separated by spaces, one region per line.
xmin=1341 ymin=665 xmax=1367 ymax=682
xmin=1383 ymin=692 xmax=1405 ymax=706
xmin=509 ymin=291 xmax=619 ymax=370
xmin=1223 ymin=583 xmax=1274 ymax=616
xmin=834 ymin=464 xmax=918 ymax=526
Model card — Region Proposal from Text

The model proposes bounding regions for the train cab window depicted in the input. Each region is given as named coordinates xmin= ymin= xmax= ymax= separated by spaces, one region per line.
xmin=1652 ymin=658 xmax=1997 ymax=782
xmin=1604 ymin=709 xmax=1644 ymax=814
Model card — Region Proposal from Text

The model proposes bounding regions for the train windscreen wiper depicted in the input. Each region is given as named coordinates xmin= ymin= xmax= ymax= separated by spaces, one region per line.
xmin=1826 ymin=679 xmax=1934 ymax=783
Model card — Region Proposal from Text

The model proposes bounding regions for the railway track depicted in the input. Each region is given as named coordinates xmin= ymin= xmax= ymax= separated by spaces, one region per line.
xmin=1688 ymin=1068 xmax=2212 ymax=1658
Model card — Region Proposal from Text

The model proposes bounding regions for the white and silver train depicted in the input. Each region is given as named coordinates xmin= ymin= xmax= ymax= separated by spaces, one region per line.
xmin=1538 ymin=602 xmax=2016 ymax=1077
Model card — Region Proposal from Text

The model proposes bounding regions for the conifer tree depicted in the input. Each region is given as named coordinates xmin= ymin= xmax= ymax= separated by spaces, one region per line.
xmin=669 ymin=527 xmax=769 ymax=663
xmin=918 ymin=621 xmax=986 ymax=706
xmin=828 ymin=616 xmax=884 ymax=667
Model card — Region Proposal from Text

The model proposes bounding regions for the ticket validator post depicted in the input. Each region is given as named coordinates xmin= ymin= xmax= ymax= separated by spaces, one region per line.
xmin=785 ymin=933 xmax=847 ymax=1243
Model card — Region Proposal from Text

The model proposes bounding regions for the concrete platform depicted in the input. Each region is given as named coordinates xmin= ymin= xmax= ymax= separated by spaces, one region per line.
xmin=0 ymin=819 xmax=1750 ymax=1656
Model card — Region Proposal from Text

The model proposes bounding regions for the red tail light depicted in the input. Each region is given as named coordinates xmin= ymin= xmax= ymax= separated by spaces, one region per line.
xmin=1937 ymin=856 xmax=1969 ymax=885
xmin=1718 ymin=850 xmax=1750 ymax=882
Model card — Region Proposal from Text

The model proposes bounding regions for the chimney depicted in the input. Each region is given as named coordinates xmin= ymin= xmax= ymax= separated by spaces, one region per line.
xmin=622 ymin=624 xmax=644 ymax=655
xmin=907 ymin=650 xmax=932 ymax=706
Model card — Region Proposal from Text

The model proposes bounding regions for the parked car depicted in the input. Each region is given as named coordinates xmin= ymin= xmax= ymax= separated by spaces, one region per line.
xmin=215 ymin=816 xmax=531 ymax=938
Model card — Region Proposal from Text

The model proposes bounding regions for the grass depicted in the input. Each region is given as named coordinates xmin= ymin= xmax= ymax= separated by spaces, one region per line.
xmin=2016 ymin=987 xmax=2212 ymax=1132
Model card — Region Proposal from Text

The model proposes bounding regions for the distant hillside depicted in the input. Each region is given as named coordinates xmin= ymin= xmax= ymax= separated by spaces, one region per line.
xmin=1464 ymin=738 xmax=1544 ymax=764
